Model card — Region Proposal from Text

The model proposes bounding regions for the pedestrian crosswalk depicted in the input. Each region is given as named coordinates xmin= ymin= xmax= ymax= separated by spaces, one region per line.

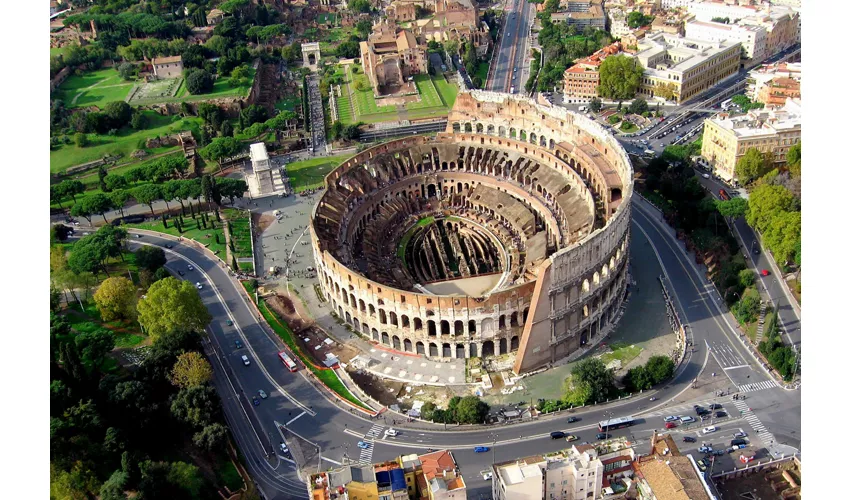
xmin=732 ymin=400 xmax=776 ymax=447
xmin=358 ymin=424 xmax=384 ymax=464
xmin=737 ymin=380 xmax=777 ymax=393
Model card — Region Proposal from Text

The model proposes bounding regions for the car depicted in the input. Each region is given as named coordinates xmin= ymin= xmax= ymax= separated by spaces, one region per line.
xmin=665 ymin=422 xmax=677 ymax=429
xmin=596 ymin=433 xmax=608 ymax=440
xmin=712 ymin=450 xmax=725 ymax=456
xmin=708 ymin=404 xmax=722 ymax=410
xmin=566 ymin=435 xmax=579 ymax=442
xmin=696 ymin=461 xmax=707 ymax=472
xmin=567 ymin=417 xmax=580 ymax=423
xmin=258 ymin=390 xmax=268 ymax=399
xmin=507 ymin=32 xmax=511 ymax=37
xmin=234 ymin=339 xmax=243 ymax=349
xmin=649 ymin=397 xmax=658 ymax=401
xmin=481 ymin=471 xmax=493 ymax=481
xmin=241 ymin=355 xmax=250 ymax=366
xmin=252 ymin=397 xmax=260 ymax=406
xmin=761 ymin=269 xmax=770 ymax=276
xmin=358 ymin=441 xmax=370 ymax=449
xmin=701 ymin=414 xmax=712 ymax=421
xmin=178 ymin=270 xmax=185 ymax=276
xmin=385 ymin=428 xmax=399 ymax=437
xmin=702 ymin=173 xmax=710 ymax=179
xmin=474 ymin=446 xmax=490 ymax=453
xmin=664 ymin=416 xmax=678 ymax=422
xmin=513 ymin=67 xmax=517 ymax=73
xmin=715 ymin=411 xmax=727 ymax=418
xmin=196 ymin=282 xmax=203 ymax=289
xmin=696 ymin=408 xmax=710 ymax=416
xmin=226 ymin=320 xmax=233 ymax=326
xmin=165 ymin=244 xmax=173 ymax=249
xmin=734 ymin=431 xmax=748 ymax=438
xmin=512 ymin=75 xmax=516 ymax=80
xmin=683 ymin=436 xmax=697 ymax=443
xmin=280 ymin=443 xmax=289 ymax=454
xmin=698 ymin=446 xmax=713 ymax=453
xmin=730 ymin=438 xmax=748 ymax=447
xmin=135 ymin=234 xmax=143 ymax=239
xmin=550 ymin=431 xmax=566 ymax=439
xmin=187 ymin=265 xmax=194 ymax=271
xmin=702 ymin=426 xmax=717 ymax=435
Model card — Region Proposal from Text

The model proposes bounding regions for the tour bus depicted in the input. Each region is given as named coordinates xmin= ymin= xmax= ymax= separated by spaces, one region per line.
xmin=721 ymin=98 xmax=733 ymax=111
xmin=598 ymin=416 xmax=635 ymax=432
xmin=278 ymin=351 xmax=298 ymax=372
xmin=718 ymin=189 xmax=730 ymax=201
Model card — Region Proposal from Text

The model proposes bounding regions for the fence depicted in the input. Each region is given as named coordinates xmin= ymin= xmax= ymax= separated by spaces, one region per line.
xmin=711 ymin=453 xmax=800 ymax=481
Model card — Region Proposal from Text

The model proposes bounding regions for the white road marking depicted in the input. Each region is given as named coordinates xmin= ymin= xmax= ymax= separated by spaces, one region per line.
xmin=286 ymin=411 xmax=306 ymax=426
xmin=321 ymin=456 xmax=342 ymax=466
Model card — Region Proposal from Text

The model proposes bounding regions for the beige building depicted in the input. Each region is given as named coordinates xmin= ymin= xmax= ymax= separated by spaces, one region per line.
xmin=206 ymin=8 xmax=224 ymax=25
xmin=562 ymin=42 xmax=623 ymax=102
xmin=700 ymin=98 xmax=801 ymax=182
xmin=492 ymin=445 xmax=609 ymax=500
xmin=151 ymin=55 xmax=183 ymax=79
xmin=632 ymin=432 xmax=714 ymax=500
xmin=634 ymin=32 xmax=741 ymax=103
xmin=360 ymin=22 xmax=428 ymax=93
xmin=746 ymin=62 xmax=801 ymax=105
xmin=551 ymin=0 xmax=607 ymax=30
xmin=387 ymin=0 xmax=420 ymax=22
xmin=686 ymin=19 xmax=766 ymax=63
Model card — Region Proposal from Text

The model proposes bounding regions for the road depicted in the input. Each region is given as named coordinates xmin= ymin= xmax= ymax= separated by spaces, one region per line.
xmin=488 ymin=0 xmax=534 ymax=93
xmin=122 ymin=189 xmax=800 ymax=497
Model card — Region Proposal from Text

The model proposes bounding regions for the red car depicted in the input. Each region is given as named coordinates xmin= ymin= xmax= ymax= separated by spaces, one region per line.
xmin=665 ymin=422 xmax=677 ymax=429
xmin=761 ymin=269 xmax=770 ymax=276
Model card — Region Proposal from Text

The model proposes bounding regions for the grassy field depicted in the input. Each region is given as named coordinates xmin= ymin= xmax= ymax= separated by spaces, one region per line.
xmin=474 ymin=62 xmax=489 ymax=84
xmin=600 ymin=343 xmax=643 ymax=367
xmin=175 ymin=68 xmax=256 ymax=102
xmin=126 ymin=212 xmax=228 ymax=257
xmin=286 ymin=154 xmax=352 ymax=192
xmin=223 ymin=208 xmax=253 ymax=259
xmin=51 ymin=47 xmax=68 ymax=58
xmin=275 ymin=95 xmax=301 ymax=112
xmin=216 ymin=458 xmax=243 ymax=492
xmin=50 ymin=112 xmax=201 ymax=174
xmin=54 ymin=68 xmax=134 ymax=109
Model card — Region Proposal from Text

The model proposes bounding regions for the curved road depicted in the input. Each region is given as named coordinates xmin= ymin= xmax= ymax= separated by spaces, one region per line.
xmin=127 ymin=194 xmax=800 ymax=498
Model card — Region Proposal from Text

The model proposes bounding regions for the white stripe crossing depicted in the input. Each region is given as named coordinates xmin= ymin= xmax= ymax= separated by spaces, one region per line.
xmin=737 ymin=380 xmax=777 ymax=393
xmin=358 ymin=424 xmax=384 ymax=465
xmin=732 ymin=400 xmax=776 ymax=447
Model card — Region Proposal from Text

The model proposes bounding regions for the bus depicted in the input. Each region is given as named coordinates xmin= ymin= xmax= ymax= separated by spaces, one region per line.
xmin=598 ymin=416 xmax=635 ymax=432
xmin=718 ymin=189 xmax=730 ymax=201
xmin=721 ymin=98 xmax=733 ymax=111
xmin=278 ymin=351 xmax=298 ymax=372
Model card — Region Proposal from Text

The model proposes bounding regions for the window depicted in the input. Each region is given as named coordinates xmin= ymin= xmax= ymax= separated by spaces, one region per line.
xmin=427 ymin=298 xmax=432 ymax=304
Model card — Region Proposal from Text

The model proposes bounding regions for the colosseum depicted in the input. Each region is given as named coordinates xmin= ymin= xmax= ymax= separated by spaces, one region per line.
xmin=309 ymin=91 xmax=633 ymax=374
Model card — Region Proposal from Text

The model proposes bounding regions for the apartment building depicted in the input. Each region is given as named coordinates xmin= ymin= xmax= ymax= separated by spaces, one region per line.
xmin=700 ymin=98 xmax=802 ymax=182
xmin=551 ymin=0 xmax=607 ymax=30
xmin=634 ymin=32 xmax=741 ymax=103
xmin=746 ymin=62 xmax=801 ymax=105
xmin=492 ymin=445 xmax=612 ymax=500
xmin=738 ymin=7 xmax=799 ymax=56
xmin=632 ymin=432 xmax=715 ymax=500
xmin=562 ymin=42 xmax=623 ymax=102
xmin=688 ymin=0 xmax=761 ymax=22
xmin=685 ymin=20 xmax=766 ymax=63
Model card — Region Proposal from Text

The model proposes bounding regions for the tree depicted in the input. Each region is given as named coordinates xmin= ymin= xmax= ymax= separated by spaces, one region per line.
xmin=104 ymin=101 xmax=133 ymax=129
xmin=589 ymin=97 xmax=602 ymax=113
xmin=738 ymin=269 xmax=755 ymax=288
xmin=732 ymin=287 xmax=761 ymax=323
xmin=598 ymin=55 xmax=643 ymax=101
xmin=86 ymin=193 xmax=115 ymax=223
xmin=200 ymin=136 xmax=244 ymax=161
xmin=94 ymin=277 xmax=137 ymax=321
xmin=105 ymin=174 xmax=129 ymax=192
xmin=444 ymin=39 xmax=459 ymax=58
xmin=455 ymin=396 xmax=490 ymax=424
xmin=137 ymin=277 xmax=212 ymax=342
xmin=171 ymin=352 xmax=214 ymax=388
xmin=644 ymin=355 xmax=675 ymax=384
xmin=715 ymin=197 xmax=748 ymax=219
xmin=735 ymin=148 xmax=771 ymax=184
xmin=627 ymin=11 xmax=653 ymax=29
xmin=628 ymin=98 xmax=648 ymax=115
xmin=75 ymin=132 xmax=89 ymax=148
xmin=171 ymin=384 xmax=221 ymax=428
xmin=185 ymin=69 xmax=214 ymax=95
xmin=100 ymin=470 xmax=130 ymax=500
xmin=132 ymin=184 xmax=163 ymax=215
xmin=52 ymin=224 xmax=73 ymax=243
xmin=240 ymin=105 xmax=268 ymax=127
xmin=348 ymin=0 xmax=372 ymax=13
xmin=746 ymin=184 xmax=796 ymax=233
xmin=135 ymin=246 xmax=167 ymax=272
xmin=137 ymin=461 xmax=190 ymax=499
xmin=75 ymin=329 xmax=116 ymax=372
xmin=356 ymin=19 xmax=373 ymax=40
xmin=571 ymin=358 xmax=616 ymax=403
xmin=653 ymin=82 xmax=678 ymax=101
xmin=762 ymin=210 xmax=801 ymax=263
xmin=335 ymin=40 xmax=360 ymax=58
xmin=420 ymin=402 xmax=436 ymax=421
xmin=786 ymin=142 xmax=801 ymax=168
xmin=58 ymin=180 xmax=86 ymax=203
xmin=193 ymin=423 xmax=229 ymax=453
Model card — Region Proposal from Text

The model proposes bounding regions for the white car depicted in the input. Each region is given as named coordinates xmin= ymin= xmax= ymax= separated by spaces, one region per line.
xmin=280 ymin=443 xmax=289 ymax=454
xmin=384 ymin=428 xmax=399 ymax=437
xmin=481 ymin=471 xmax=493 ymax=481
xmin=241 ymin=355 xmax=251 ymax=366
xmin=734 ymin=431 xmax=748 ymax=438
xmin=702 ymin=426 xmax=717 ymax=435
xmin=188 ymin=265 xmax=195 ymax=271
xmin=663 ymin=416 xmax=678 ymax=423
xmin=681 ymin=416 xmax=695 ymax=423
xmin=196 ymin=282 xmax=203 ymax=290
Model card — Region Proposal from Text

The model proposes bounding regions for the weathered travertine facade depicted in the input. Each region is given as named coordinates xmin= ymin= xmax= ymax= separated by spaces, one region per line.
xmin=310 ymin=91 xmax=633 ymax=374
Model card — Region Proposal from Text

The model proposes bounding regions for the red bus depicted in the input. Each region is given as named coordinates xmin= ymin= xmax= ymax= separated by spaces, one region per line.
xmin=278 ymin=351 xmax=298 ymax=372
xmin=718 ymin=189 xmax=730 ymax=201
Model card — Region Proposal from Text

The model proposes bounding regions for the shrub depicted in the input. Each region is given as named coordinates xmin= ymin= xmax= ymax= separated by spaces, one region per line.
xmin=608 ymin=115 xmax=622 ymax=124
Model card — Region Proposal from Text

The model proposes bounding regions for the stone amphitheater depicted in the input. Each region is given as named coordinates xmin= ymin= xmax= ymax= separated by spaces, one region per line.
xmin=309 ymin=91 xmax=634 ymax=374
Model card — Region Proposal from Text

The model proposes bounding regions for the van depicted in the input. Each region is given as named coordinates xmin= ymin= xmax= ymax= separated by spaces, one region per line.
xmin=241 ymin=355 xmax=250 ymax=366
xmin=702 ymin=426 xmax=717 ymax=435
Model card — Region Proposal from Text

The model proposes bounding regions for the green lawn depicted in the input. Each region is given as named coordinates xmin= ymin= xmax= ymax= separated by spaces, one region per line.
xmin=175 ymin=68 xmax=256 ymax=102
xmin=286 ymin=154 xmax=353 ymax=192
xmin=125 ymin=212 xmax=228 ymax=257
xmin=216 ymin=458 xmax=243 ymax=491
xmin=600 ymin=343 xmax=643 ymax=367
xmin=223 ymin=208 xmax=253 ymax=259
xmin=53 ymin=68 xmax=134 ymax=109
xmin=51 ymin=47 xmax=68 ymax=58
xmin=275 ymin=95 xmax=301 ymax=112
xmin=257 ymin=299 xmax=372 ymax=411
xmin=474 ymin=62 xmax=489 ymax=84
xmin=50 ymin=112 xmax=202 ymax=174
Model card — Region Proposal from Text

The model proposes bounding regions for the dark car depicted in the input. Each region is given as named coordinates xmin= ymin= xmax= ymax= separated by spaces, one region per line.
xmin=178 ymin=270 xmax=185 ymax=276
xmin=696 ymin=408 xmax=710 ymax=416
xmin=715 ymin=411 xmax=727 ymax=418
xmin=596 ymin=433 xmax=609 ymax=440
xmin=252 ymin=397 xmax=260 ymax=406
xmin=730 ymin=438 xmax=747 ymax=447
xmin=550 ymin=431 xmax=566 ymax=440
xmin=693 ymin=405 xmax=702 ymax=411
xmin=683 ymin=436 xmax=697 ymax=443
xmin=708 ymin=404 xmax=722 ymax=410
xmin=474 ymin=446 xmax=490 ymax=453
xmin=701 ymin=414 xmax=712 ymax=421
xmin=567 ymin=417 xmax=579 ymax=423
xmin=165 ymin=244 xmax=173 ymax=249
xmin=234 ymin=339 xmax=243 ymax=349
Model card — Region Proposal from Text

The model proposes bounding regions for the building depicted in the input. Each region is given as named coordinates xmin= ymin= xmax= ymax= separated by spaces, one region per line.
xmin=685 ymin=20 xmax=766 ymax=63
xmin=551 ymin=0 xmax=607 ymax=30
xmin=387 ymin=1 xmax=420 ymax=22
xmin=631 ymin=432 xmax=715 ymax=500
xmin=737 ymin=7 xmax=799 ymax=57
xmin=607 ymin=8 xmax=631 ymax=38
xmin=633 ymin=32 xmax=741 ymax=103
xmin=419 ymin=450 xmax=467 ymax=499
xmin=661 ymin=0 xmax=694 ymax=9
xmin=492 ymin=445 xmax=616 ymax=500
xmin=151 ymin=55 xmax=184 ymax=79
xmin=562 ymin=42 xmax=623 ymax=102
xmin=249 ymin=142 xmax=276 ymax=196
xmin=700 ymin=98 xmax=801 ymax=182
xmin=688 ymin=0 xmax=761 ymax=22
xmin=360 ymin=21 xmax=428 ymax=93
xmin=206 ymin=8 xmax=224 ymax=25
xmin=651 ymin=15 xmax=686 ymax=35
xmin=413 ymin=0 xmax=491 ymax=58
xmin=310 ymin=91 xmax=633 ymax=374
xmin=746 ymin=61 xmax=801 ymax=105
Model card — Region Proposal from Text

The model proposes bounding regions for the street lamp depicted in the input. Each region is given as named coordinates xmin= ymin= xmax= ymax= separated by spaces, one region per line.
xmin=491 ymin=433 xmax=498 ymax=465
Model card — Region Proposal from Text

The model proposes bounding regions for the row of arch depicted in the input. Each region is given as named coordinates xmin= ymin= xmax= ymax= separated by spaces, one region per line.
xmin=368 ymin=327 xmax=520 ymax=358
xmin=453 ymin=122 xmax=557 ymax=151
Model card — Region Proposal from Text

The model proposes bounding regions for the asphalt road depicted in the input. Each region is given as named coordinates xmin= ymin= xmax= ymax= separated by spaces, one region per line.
xmin=121 ymin=189 xmax=800 ymax=498
xmin=489 ymin=0 xmax=533 ymax=93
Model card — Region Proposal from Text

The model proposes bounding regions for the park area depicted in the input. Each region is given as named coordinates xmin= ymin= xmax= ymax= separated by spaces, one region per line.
xmin=336 ymin=64 xmax=457 ymax=124
xmin=286 ymin=154 xmax=353 ymax=192
xmin=223 ymin=208 xmax=253 ymax=259
xmin=54 ymin=68 xmax=135 ymax=109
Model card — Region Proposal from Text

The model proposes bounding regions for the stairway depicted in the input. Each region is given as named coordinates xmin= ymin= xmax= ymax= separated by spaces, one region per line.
xmin=754 ymin=301 xmax=768 ymax=344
